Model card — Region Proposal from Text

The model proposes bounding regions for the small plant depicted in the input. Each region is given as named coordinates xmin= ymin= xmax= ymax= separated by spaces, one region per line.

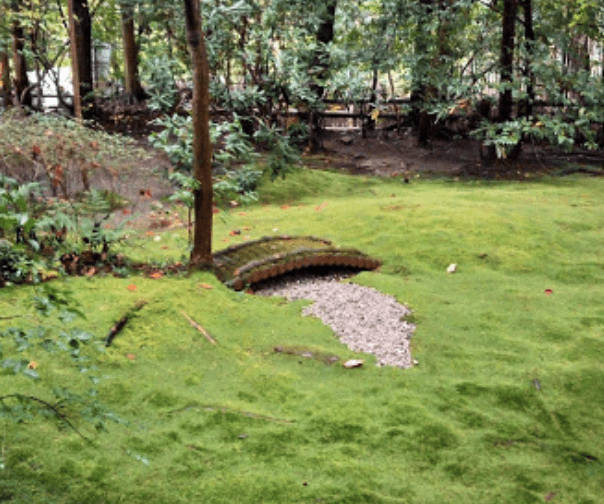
xmin=213 ymin=165 xmax=262 ymax=206
xmin=168 ymin=171 xmax=200 ymax=247
xmin=254 ymin=123 xmax=300 ymax=180
xmin=142 ymin=56 xmax=179 ymax=113
xmin=149 ymin=113 xmax=194 ymax=172
xmin=0 ymin=285 xmax=123 ymax=438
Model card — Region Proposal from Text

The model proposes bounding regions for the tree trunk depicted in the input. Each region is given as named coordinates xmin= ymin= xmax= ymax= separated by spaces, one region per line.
xmin=11 ymin=10 xmax=31 ymax=108
xmin=312 ymin=0 xmax=337 ymax=99
xmin=121 ymin=3 xmax=145 ymax=102
xmin=182 ymin=0 xmax=213 ymax=266
xmin=309 ymin=0 xmax=337 ymax=149
xmin=520 ymin=0 xmax=535 ymax=118
xmin=72 ymin=0 xmax=93 ymax=112
xmin=0 ymin=51 xmax=11 ymax=107
xmin=411 ymin=0 xmax=434 ymax=147
xmin=67 ymin=0 xmax=82 ymax=120
xmin=498 ymin=0 xmax=517 ymax=123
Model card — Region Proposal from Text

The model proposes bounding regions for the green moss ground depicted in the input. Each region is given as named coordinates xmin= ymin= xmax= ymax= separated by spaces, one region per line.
xmin=1 ymin=170 xmax=604 ymax=503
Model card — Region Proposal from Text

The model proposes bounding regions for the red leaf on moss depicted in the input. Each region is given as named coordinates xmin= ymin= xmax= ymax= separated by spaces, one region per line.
xmin=544 ymin=289 xmax=553 ymax=295
xmin=150 ymin=272 xmax=163 ymax=279
xmin=127 ymin=284 xmax=137 ymax=291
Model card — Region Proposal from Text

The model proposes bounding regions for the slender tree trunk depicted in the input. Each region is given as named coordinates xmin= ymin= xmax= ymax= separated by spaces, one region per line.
xmin=0 ymin=51 xmax=11 ymax=107
xmin=309 ymin=0 xmax=337 ymax=149
xmin=11 ymin=8 xmax=32 ymax=108
xmin=312 ymin=0 xmax=337 ymax=99
xmin=121 ymin=3 xmax=145 ymax=102
xmin=520 ymin=0 xmax=535 ymax=118
xmin=67 ymin=0 xmax=82 ymax=120
xmin=411 ymin=0 xmax=434 ymax=146
xmin=183 ymin=0 xmax=213 ymax=265
xmin=498 ymin=0 xmax=517 ymax=123
xmin=72 ymin=0 xmax=93 ymax=112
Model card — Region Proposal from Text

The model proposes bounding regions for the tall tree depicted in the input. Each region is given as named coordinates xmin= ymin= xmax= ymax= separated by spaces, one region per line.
xmin=309 ymin=0 xmax=337 ymax=146
xmin=121 ymin=0 xmax=145 ymax=102
xmin=11 ymin=1 xmax=31 ymax=108
xmin=72 ymin=0 xmax=93 ymax=110
xmin=0 ymin=49 xmax=11 ymax=107
xmin=498 ymin=0 xmax=517 ymax=123
xmin=183 ymin=0 xmax=213 ymax=265
xmin=67 ymin=0 xmax=82 ymax=120
xmin=520 ymin=0 xmax=535 ymax=118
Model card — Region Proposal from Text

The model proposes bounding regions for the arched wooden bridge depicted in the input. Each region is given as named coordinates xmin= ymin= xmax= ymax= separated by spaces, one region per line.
xmin=213 ymin=235 xmax=381 ymax=290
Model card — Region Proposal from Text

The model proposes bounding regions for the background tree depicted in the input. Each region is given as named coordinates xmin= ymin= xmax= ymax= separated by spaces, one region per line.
xmin=183 ymin=0 xmax=213 ymax=265
xmin=67 ymin=0 xmax=82 ymax=120
xmin=0 ymin=48 xmax=11 ymax=107
xmin=10 ymin=1 xmax=31 ymax=108
xmin=121 ymin=0 xmax=146 ymax=102
xmin=72 ymin=0 xmax=93 ymax=114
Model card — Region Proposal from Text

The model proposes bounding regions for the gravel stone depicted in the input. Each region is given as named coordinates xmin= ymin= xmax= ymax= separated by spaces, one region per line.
xmin=254 ymin=269 xmax=416 ymax=368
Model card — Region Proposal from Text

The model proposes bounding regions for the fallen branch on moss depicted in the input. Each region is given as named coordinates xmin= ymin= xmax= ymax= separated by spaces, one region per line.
xmin=105 ymin=300 xmax=148 ymax=347
xmin=181 ymin=310 xmax=216 ymax=344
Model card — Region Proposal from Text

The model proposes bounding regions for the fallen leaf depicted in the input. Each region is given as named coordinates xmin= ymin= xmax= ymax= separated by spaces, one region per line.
xmin=199 ymin=283 xmax=213 ymax=290
xmin=32 ymin=144 xmax=41 ymax=156
xmin=544 ymin=288 xmax=553 ymax=295
xmin=150 ymin=272 xmax=163 ymax=279
xmin=85 ymin=267 xmax=97 ymax=277
xmin=221 ymin=238 xmax=230 ymax=242
xmin=126 ymin=353 xmax=136 ymax=360
xmin=238 ymin=212 xmax=248 ymax=216
xmin=27 ymin=361 xmax=37 ymax=370
xmin=229 ymin=229 xmax=241 ymax=236
xmin=127 ymin=284 xmax=137 ymax=291
xmin=160 ymin=246 xmax=168 ymax=250
xmin=314 ymin=201 xmax=328 ymax=212
xmin=145 ymin=231 xmax=154 ymax=236
xmin=243 ymin=227 xmax=251 ymax=231
xmin=122 ymin=208 xmax=131 ymax=215
xmin=212 ymin=207 xmax=220 ymax=214
xmin=544 ymin=492 xmax=556 ymax=502
xmin=281 ymin=205 xmax=290 ymax=210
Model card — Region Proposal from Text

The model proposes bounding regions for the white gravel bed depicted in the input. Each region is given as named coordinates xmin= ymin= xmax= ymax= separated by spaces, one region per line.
xmin=254 ymin=270 xmax=416 ymax=368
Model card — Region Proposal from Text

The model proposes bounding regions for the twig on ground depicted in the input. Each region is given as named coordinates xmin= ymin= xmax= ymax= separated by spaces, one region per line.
xmin=105 ymin=300 xmax=148 ymax=347
xmin=181 ymin=310 xmax=217 ymax=344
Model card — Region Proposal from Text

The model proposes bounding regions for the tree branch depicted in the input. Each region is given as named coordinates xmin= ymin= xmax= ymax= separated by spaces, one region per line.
xmin=0 ymin=393 xmax=90 ymax=441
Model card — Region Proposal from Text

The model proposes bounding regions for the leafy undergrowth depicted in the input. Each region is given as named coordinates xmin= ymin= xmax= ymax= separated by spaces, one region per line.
xmin=2 ymin=170 xmax=604 ymax=503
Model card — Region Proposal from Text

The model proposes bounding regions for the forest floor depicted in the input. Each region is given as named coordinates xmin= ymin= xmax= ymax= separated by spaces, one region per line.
xmin=90 ymin=107 xmax=604 ymax=232
xmin=315 ymin=128 xmax=604 ymax=180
